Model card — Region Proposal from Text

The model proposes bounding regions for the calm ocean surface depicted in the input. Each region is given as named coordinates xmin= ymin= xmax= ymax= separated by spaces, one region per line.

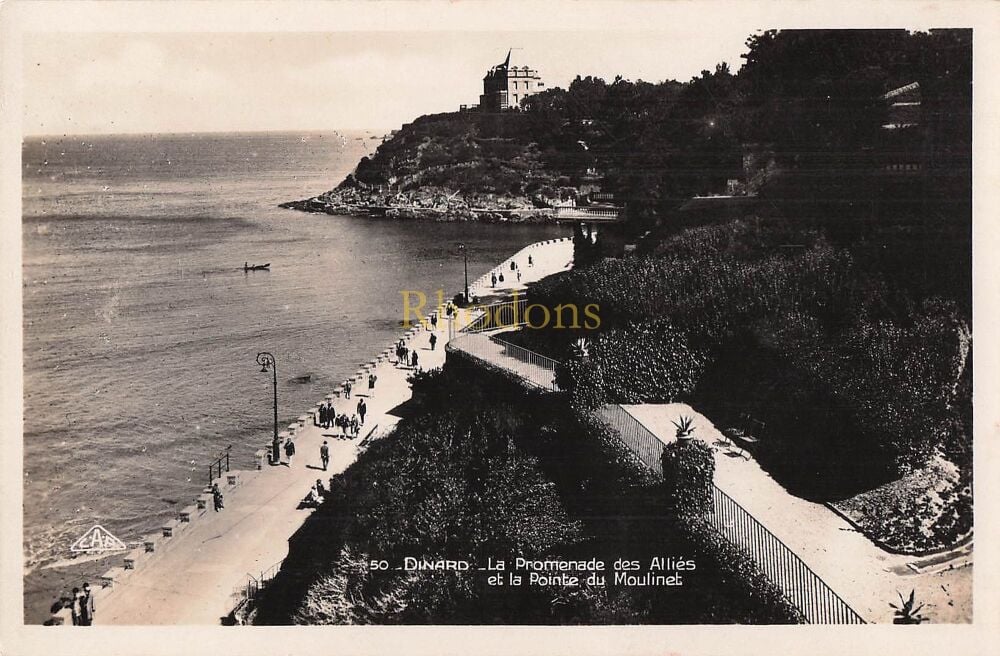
xmin=21 ymin=131 xmax=567 ymax=574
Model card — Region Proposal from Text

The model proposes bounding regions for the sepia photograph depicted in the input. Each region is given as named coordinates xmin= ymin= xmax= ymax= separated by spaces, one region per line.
xmin=1 ymin=1 xmax=997 ymax=654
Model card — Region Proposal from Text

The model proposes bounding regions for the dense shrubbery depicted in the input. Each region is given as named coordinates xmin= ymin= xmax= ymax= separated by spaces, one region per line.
xmin=523 ymin=218 xmax=971 ymax=495
xmin=661 ymin=439 xmax=715 ymax=517
xmin=556 ymin=322 xmax=704 ymax=406
xmin=256 ymin=364 xmax=802 ymax=625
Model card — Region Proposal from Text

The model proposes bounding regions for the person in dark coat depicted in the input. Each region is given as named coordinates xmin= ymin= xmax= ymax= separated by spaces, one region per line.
xmin=491 ymin=272 xmax=497 ymax=288
xmin=284 ymin=437 xmax=296 ymax=466
xmin=320 ymin=441 xmax=330 ymax=471
xmin=357 ymin=398 xmax=367 ymax=425
xmin=344 ymin=380 xmax=352 ymax=399
xmin=318 ymin=403 xmax=328 ymax=430
xmin=368 ymin=373 xmax=377 ymax=395
xmin=411 ymin=350 xmax=419 ymax=368
xmin=324 ymin=401 xmax=334 ymax=428
xmin=212 ymin=483 xmax=224 ymax=511
xmin=81 ymin=582 xmax=95 ymax=626
xmin=429 ymin=333 xmax=437 ymax=350
xmin=70 ymin=587 xmax=83 ymax=626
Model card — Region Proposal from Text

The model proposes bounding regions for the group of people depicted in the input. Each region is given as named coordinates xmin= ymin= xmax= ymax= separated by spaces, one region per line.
xmin=301 ymin=477 xmax=328 ymax=508
xmin=316 ymin=399 xmax=365 ymax=438
xmin=491 ymin=259 xmax=524 ymax=288
xmin=395 ymin=339 xmax=419 ymax=368
xmin=68 ymin=582 xmax=96 ymax=626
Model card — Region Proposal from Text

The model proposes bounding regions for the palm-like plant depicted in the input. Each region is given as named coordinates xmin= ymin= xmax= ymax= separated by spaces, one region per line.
xmin=890 ymin=589 xmax=927 ymax=624
xmin=672 ymin=415 xmax=695 ymax=440
xmin=570 ymin=337 xmax=591 ymax=361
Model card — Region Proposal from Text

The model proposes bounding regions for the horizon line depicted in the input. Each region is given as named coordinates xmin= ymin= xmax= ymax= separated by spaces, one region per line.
xmin=22 ymin=127 xmax=391 ymax=139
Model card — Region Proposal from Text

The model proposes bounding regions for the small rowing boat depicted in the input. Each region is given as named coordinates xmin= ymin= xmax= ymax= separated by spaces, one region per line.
xmin=244 ymin=262 xmax=270 ymax=271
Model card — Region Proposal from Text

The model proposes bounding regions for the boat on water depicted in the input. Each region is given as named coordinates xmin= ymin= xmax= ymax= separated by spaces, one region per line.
xmin=244 ymin=262 xmax=270 ymax=271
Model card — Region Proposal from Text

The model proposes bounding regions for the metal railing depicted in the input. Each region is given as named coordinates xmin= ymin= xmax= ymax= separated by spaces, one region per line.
xmin=446 ymin=334 xmax=867 ymax=624
xmin=231 ymin=558 xmax=284 ymax=624
xmin=594 ymin=404 xmax=666 ymax=474
xmin=462 ymin=298 xmax=530 ymax=334
xmin=207 ymin=445 xmax=232 ymax=487
xmin=492 ymin=335 xmax=559 ymax=390
xmin=708 ymin=486 xmax=866 ymax=624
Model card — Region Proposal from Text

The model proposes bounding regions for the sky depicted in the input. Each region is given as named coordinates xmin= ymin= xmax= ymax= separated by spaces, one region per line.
xmin=22 ymin=29 xmax=753 ymax=135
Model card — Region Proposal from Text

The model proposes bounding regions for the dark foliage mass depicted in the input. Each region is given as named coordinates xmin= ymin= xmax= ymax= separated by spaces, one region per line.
xmin=525 ymin=218 xmax=971 ymax=498
xmin=662 ymin=439 xmax=716 ymax=517
xmin=253 ymin=365 xmax=802 ymax=625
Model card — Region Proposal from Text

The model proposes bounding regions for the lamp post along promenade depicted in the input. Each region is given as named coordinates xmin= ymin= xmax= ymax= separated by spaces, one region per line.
xmin=256 ymin=352 xmax=279 ymax=465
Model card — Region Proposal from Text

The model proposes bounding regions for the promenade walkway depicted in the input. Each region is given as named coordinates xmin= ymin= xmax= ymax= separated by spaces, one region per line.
xmin=78 ymin=237 xmax=572 ymax=625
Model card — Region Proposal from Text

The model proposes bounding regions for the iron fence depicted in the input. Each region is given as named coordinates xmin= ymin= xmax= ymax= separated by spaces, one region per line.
xmin=594 ymin=404 xmax=666 ymax=475
xmin=207 ymin=445 xmax=232 ymax=487
xmin=462 ymin=298 xmax=530 ymax=334
xmin=491 ymin=336 xmax=559 ymax=389
xmin=443 ymin=291 xmax=867 ymax=624
xmin=708 ymin=486 xmax=866 ymax=624
xmin=231 ymin=558 xmax=284 ymax=624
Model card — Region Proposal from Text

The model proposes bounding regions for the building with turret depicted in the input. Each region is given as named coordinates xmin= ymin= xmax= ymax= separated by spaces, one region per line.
xmin=479 ymin=49 xmax=545 ymax=112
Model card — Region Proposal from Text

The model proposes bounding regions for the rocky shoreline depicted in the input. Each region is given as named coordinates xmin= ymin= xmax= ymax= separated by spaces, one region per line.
xmin=280 ymin=184 xmax=561 ymax=223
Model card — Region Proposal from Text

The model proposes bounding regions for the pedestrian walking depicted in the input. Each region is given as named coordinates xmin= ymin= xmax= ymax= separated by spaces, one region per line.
xmin=70 ymin=587 xmax=83 ymax=626
xmin=212 ymin=482 xmax=224 ymax=511
xmin=80 ymin=582 xmax=95 ymax=626
xmin=517 ymin=270 xmax=522 ymax=282
xmin=325 ymin=401 xmax=334 ymax=428
xmin=429 ymin=333 xmax=437 ymax=350
xmin=320 ymin=441 xmax=330 ymax=471
xmin=284 ymin=437 xmax=296 ymax=466
xmin=431 ymin=313 xmax=438 ymax=329
xmin=357 ymin=398 xmax=367 ymax=425
xmin=491 ymin=272 xmax=497 ymax=288
xmin=368 ymin=373 xmax=377 ymax=395
xmin=528 ymin=254 xmax=533 ymax=267
xmin=344 ymin=380 xmax=352 ymax=399
xmin=318 ymin=403 xmax=328 ymax=429
xmin=411 ymin=350 xmax=419 ymax=368
xmin=350 ymin=414 xmax=360 ymax=437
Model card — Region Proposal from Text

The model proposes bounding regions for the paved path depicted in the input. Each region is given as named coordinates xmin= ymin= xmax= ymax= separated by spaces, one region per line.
xmin=447 ymin=332 xmax=558 ymax=390
xmin=85 ymin=237 xmax=572 ymax=625
xmin=622 ymin=403 xmax=972 ymax=624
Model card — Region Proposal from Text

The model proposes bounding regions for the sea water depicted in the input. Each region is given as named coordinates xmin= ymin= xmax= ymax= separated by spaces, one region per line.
xmin=20 ymin=131 xmax=566 ymax=592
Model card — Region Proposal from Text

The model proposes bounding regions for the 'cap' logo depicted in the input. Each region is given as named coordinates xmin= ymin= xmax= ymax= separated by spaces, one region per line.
xmin=70 ymin=524 xmax=127 ymax=553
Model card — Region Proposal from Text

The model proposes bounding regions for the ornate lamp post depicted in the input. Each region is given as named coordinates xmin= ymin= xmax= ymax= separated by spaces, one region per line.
xmin=256 ymin=352 xmax=279 ymax=465
xmin=457 ymin=242 xmax=469 ymax=303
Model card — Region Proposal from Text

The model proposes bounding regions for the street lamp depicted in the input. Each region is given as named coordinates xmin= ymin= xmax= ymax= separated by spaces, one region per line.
xmin=457 ymin=242 xmax=469 ymax=303
xmin=256 ymin=352 xmax=279 ymax=465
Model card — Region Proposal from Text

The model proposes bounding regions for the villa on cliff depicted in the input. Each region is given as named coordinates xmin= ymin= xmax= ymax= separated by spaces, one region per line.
xmin=478 ymin=49 xmax=545 ymax=112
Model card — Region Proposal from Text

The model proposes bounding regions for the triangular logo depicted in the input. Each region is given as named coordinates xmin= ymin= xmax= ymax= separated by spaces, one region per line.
xmin=70 ymin=524 xmax=128 ymax=553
